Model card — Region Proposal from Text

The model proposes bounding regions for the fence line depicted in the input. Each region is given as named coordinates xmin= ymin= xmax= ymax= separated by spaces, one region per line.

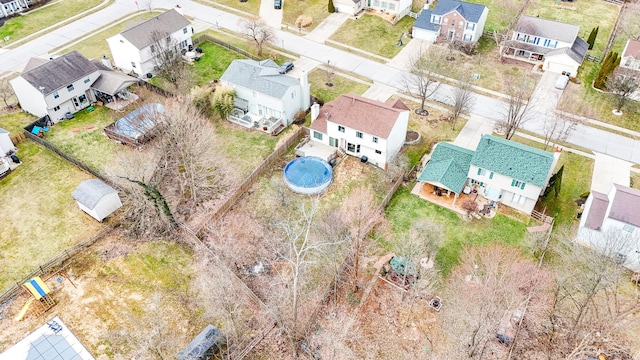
xmin=0 ymin=226 xmax=113 ymax=305
xmin=584 ymin=54 xmax=602 ymax=63
xmin=193 ymin=34 xmax=260 ymax=61
xmin=194 ymin=126 xmax=307 ymax=233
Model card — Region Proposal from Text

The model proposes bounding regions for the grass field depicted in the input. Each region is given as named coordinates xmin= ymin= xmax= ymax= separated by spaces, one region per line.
xmin=308 ymin=68 xmax=370 ymax=103
xmin=191 ymin=42 xmax=247 ymax=86
xmin=330 ymin=14 xmax=414 ymax=58
xmin=192 ymin=0 xmax=259 ymax=15
xmin=0 ymin=0 xmax=107 ymax=46
xmin=60 ymin=12 xmax=160 ymax=60
xmin=558 ymin=61 xmax=640 ymax=131
xmin=282 ymin=0 xmax=331 ymax=31
xmin=384 ymin=185 xmax=527 ymax=275
xmin=0 ymin=141 xmax=102 ymax=293
xmin=0 ymin=111 xmax=35 ymax=135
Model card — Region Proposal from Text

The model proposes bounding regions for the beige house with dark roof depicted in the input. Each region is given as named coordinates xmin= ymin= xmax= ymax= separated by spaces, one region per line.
xmin=577 ymin=184 xmax=640 ymax=272
xmin=308 ymin=94 xmax=409 ymax=170
xmin=106 ymin=8 xmax=193 ymax=77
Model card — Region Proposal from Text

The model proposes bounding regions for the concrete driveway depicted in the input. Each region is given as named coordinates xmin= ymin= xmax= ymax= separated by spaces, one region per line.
xmin=288 ymin=56 xmax=321 ymax=77
xmin=530 ymin=70 xmax=564 ymax=114
xmin=590 ymin=153 xmax=632 ymax=193
xmin=453 ymin=114 xmax=495 ymax=150
xmin=259 ymin=0 xmax=283 ymax=29
xmin=386 ymin=38 xmax=430 ymax=71
xmin=304 ymin=13 xmax=349 ymax=43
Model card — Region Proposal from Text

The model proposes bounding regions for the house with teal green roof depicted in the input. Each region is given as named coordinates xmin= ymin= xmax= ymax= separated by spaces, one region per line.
xmin=417 ymin=135 xmax=560 ymax=215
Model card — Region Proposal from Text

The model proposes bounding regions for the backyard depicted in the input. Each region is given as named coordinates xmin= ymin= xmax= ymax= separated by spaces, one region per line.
xmin=329 ymin=14 xmax=414 ymax=58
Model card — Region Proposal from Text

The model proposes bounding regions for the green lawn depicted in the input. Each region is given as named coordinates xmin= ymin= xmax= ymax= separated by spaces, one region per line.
xmin=329 ymin=15 xmax=414 ymax=58
xmin=192 ymin=0 xmax=259 ymax=15
xmin=0 ymin=141 xmax=102 ymax=293
xmin=308 ymin=68 xmax=370 ymax=103
xmin=0 ymin=111 xmax=35 ymax=136
xmin=384 ymin=186 xmax=527 ymax=275
xmin=213 ymin=122 xmax=280 ymax=175
xmin=282 ymin=0 xmax=331 ymax=31
xmin=60 ymin=12 xmax=160 ymax=60
xmin=44 ymin=106 xmax=122 ymax=172
xmin=191 ymin=42 xmax=247 ymax=86
xmin=558 ymin=61 xmax=640 ymax=131
xmin=525 ymin=0 xmax=619 ymax=55
xmin=0 ymin=0 xmax=107 ymax=46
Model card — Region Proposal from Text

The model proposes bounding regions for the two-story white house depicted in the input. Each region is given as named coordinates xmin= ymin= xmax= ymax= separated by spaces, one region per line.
xmin=106 ymin=9 xmax=193 ymax=77
xmin=308 ymin=94 xmax=409 ymax=170
xmin=412 ymin=0 xmax=488 ymax=43
xmin=502 ymin=15 xmax=588 ymax=76
xmin=621 ymin=39 xmax=640 ymax=72
xmin=334 ymin=0 xmax=412 ymax=22
xmin=577 ymin=184 xmax=640 ymax=272
xmin=418 ymin=135 xmax=559 ymax=215
xmin=220 ymin=59 xmax=310 ymax=135
xmin=0 ymin=0 xmax=30 ymax=19
xmin=10 ymin=51 xmax=139 ymax=121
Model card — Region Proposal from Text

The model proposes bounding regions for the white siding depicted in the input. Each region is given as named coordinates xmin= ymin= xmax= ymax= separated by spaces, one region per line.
xmin=10 ymin=76 xmax=48 ymax=118
xmin=543 ymin=53 xmax=579 ymax=75
xmin=412 ymin=28 xmax=438 ymax=42
xmin=468 ymin=164 xmax=543 ymax=214
xmin=472 ymin=7 xmax=489 ymax=41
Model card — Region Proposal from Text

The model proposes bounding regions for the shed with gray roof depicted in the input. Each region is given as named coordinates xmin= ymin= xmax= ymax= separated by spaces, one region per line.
xmin=72 ymin=179 xmax=122 ymax=222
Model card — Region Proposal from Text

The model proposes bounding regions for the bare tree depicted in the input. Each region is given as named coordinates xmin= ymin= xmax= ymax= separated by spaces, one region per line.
xmin=498 ymin=75 xmax=535 ymax=140
xmin=239 ymin=18 xmax=275 ymax=57
xmin=605 ymin=68 xmax=639 ymax=113
xmin=541 ymin=112 xmax=580 ymax=151
xmin=448 ymin=75 xmax=475 ymax=130
xmin=324 ymin=60 xmax=336 ymax=87
xmin=492 ymin=0 xmax=528 ymax=61
xmin=403 ymin=50 xmax=443 ymax=115
xmin=149 ymin=30 xmax=191 ymax=89
xmin=0 ymin=78 xmax=16 ymax=109
xmin=339 ymin=186 xmax=383 ymax=293
xmin=619 ymin=6 xmax=640 ymax=41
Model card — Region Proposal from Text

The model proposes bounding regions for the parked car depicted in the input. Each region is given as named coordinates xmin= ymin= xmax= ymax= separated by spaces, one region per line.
xmin=274 ymin=0 xmax=282 ymax=9
xmin=279 ymin=61 xmax=294 ymax=74
xmin=554 ymin=75 xmax=569 ymax=90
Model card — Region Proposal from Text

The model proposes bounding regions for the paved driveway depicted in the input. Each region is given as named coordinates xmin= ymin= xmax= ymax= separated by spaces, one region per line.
xmin=530 ymin=70 xmax=564 ymax=115
xmin=453 ymin=114 xmax=495 ymax=150
xmin=590 ymin=153 xmax=632 ymax=193
xmin=304 ymin=13 xmax=349 ymax=43
xmin=259 ymin=0 xmax=283 ymax=29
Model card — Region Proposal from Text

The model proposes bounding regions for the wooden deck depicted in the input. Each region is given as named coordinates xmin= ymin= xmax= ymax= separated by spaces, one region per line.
xmin=411 ymin=182 xmax=496 ymax=218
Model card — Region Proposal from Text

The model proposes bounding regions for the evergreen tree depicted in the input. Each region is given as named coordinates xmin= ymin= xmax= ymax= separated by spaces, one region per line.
xmin=328 ymin=0 xmax=335 ymax=13
xmin=587 ymin=26 xmax=598 ymax=50
xmin=594 ymin=51 xmax=613 ymax=89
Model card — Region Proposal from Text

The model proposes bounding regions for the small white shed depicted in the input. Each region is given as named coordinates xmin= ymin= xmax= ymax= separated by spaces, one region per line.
xmin=72 ymin=179 xmax=122 ymax=222
xmin=0 ymin=128 xmax=16 ymax=156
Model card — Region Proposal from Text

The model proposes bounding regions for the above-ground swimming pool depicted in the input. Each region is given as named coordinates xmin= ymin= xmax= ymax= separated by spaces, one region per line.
xmin=283 ymin=157 xmax=333 ymax=195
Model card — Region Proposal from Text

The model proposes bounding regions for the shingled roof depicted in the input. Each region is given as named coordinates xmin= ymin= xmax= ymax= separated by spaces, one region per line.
xmin=418 ymin=142 xmax=474 ymax=193
xmin=583 ymin=191 xmax=609 ymax=230
xmin=622 ymin=39 xmax=640 ymax=60
xmin=310 ymin=94 xmax=408 ymax=139
xmin=21 ymin=51 xmax=99 ymax=95
xmin=515 ymin=15 xmax=579 ymax=44
xmin=220 ymin=59 xmax=300 ymax=99
xmin=72 ymin=179 xmax=118 ymax=209
xmin=119 ymin=9 xmax=190 ymax=49
xmin=609 ymin=184 xmax=640 ymax=227
xmin=472 ymin=135 xmax=554 ymax=188
xmin=415 ymin=0 xmax=486 ymax=31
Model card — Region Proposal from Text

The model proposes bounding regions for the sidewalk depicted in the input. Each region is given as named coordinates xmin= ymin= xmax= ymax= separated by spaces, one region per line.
xmin=386 ymin=38 xmax=430 ymax=71
xmin=304 ymin=12 xmax=349 ymax=43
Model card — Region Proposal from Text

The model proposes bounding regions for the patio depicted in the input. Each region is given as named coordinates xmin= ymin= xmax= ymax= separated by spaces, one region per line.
xmin=228 ymin=108 xmax=285 ymax=135
xmin=411 ymin=182 xmax=496 ymax=218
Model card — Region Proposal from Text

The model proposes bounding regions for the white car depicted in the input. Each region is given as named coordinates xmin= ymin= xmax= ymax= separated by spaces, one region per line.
xmin=555 ymin=75 xmax=569 ymax=90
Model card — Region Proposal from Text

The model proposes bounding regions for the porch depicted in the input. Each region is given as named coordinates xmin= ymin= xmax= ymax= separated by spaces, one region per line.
xmin=294 ymin=137 xmax=339 ymax=162
xmin=411 ymin=182 xmax=497 ymax=218
xmin=502 ymin=41 xmax=546 ymax=64
xmin=228 ymin=108 xmax=285 ymax=135
xmin=103 ymin=92 xmax=139 ymax=111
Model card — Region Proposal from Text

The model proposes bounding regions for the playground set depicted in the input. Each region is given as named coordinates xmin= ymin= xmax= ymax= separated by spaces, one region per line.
xmin=14 ymin=269 xmax=76 ymax=322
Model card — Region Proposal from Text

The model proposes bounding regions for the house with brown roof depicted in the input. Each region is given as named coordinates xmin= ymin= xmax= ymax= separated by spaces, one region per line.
xmin=577 ymin=184 xmax=640 ymax=272
xmin=106 ymin=8 xmax=193 ymax=77
xmin=621 ymin=39 xmax=640 ymax=73
xmin=308 ymin=94 xmax=409 ymax=170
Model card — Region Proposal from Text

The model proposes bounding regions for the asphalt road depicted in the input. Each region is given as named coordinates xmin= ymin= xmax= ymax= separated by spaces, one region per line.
xmin=1 ymin=0 xmax=638 ymax=163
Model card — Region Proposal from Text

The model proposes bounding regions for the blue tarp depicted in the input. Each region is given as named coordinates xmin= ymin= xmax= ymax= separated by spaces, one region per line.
xmin=111 ymin=103 xmax=164 ymax=140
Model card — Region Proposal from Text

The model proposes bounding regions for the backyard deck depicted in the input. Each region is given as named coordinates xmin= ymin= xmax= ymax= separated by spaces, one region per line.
xmin=411 ymin=182 xmax=496 ymax=218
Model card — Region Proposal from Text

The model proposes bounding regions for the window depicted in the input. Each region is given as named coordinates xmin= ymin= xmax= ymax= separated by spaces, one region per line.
xmin=53 ymin=91 xmax=59 ymax=99
xmin=53 ymin=105 xmax=60 ymax=111
xmin=180 ymin=40 xmax=188 ymax=48
xmin=466 ymin=22 xmax=475 ymax=30
xmin=347 ymin=143 xmax=360 ymax=153
xmin=463 ymin=34 xmax=472 ymax=41
xmin=183 ymin=27 xmax=188 ymax=34
xmin=512 ymin=193 xmax=526 ymax=205
xmin=291 ymin=91 xmax=295 ymax=99
xmin=314 ymin=131 xmax=323 ymax=140
xmin=66 ymin=84 xmax=74 ymax=92
xmin=511 ymin=180 xmax=526 ymax=190
xmin=131 ymin=62 xmax=137 ymax=68
xmin=477 ymin=168 xmax=491 ymax=177
xmin=375 ymin=150 xmax=382 ymax=154
xmin=83 ymin=77 xmax=90 ymax=84
xmin=388 ymin=2 xmax=394 ymax=10
xmin=443 ymin=18 xmax=448 ymax=25
xmin=338 ymin=125 xmax=345 ymax=133
xmin=623 ymin=224 xmax=636 ymax=233
xmin=150 ymin=45 xmax=155 ymax=53
xmin=373 ymin=0 xmax=379 ymax=6
xmin=356 ymin=131 xmax=363 ymax=139
xmin=458 ymin=21 xmax=463 ymax=28
xmin=432 ymin=15 xmax=441 ymax=24
xmin=372 ymin=136 xmax=378 ymax=143
xmin=329 ymin=137 xmax=338 ymax=147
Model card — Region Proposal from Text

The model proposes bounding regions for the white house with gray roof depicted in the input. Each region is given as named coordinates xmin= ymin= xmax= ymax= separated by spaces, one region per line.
xmin=220 ymin=59 xmax=310 ymax=135
xmin=10 ymin=51 xmax=138 ymax=121
xmin=413 ymin=0 xmax=488 ymax=43
xmin=0 ymin=0 xmax=30 ymax=19
xmin=502 ymin=15 xmax=588 ymax=76
xmin=106 ymin=8 xmax=193 ymax=77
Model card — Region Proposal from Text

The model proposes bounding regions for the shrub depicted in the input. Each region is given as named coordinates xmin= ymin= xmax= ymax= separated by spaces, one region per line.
xmin=295 ymin=15 xmax=313 ymax=29
xmin=461 ymin=199 xmax=478 ymax=216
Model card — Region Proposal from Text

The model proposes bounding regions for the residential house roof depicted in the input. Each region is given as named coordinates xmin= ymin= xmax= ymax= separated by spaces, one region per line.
xmin=609 ymin=184 xmax=640 ymax=227
xmin=220 ymin=59 xmax=300 ymax=99
xmin=119 ymin=9 xmax=190 ymax=50
xmin=91 ymin=70 xmax=139 ymax=95
xmin=622 ymin=39 xmax=640 ymax=60
xmin=515 ymin=15 xmax=579 ymax=44
xmin=546 ymin=36 xmax=588 ymax=64
xmin=310 ymin=94 xmax=408 ymax=139
xmin=583 ymin=191 xmax=609 ymax=230
xmin=414 ymin=0 xmax=486 ymax=30
xmin=21 ymin=51 xmax=99 ymax=95
xmin=471 ymin=135 xmax=554 ymax=188
xmin=72 ymin=179 xmax=118 ymax=209
xmin=22 ymin=57 xmax=48 ymax=72
xmin=418 ymin=142 xmax=474 ymax=193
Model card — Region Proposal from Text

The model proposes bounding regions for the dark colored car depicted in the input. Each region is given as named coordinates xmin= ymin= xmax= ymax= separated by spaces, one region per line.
xmin=279 ymin=61 xmax=294 ymax=74
xmin=274 ymin=0 xmax=282 ymax=9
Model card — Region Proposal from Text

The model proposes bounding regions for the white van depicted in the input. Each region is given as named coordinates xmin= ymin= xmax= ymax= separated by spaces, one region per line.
xmin=555 ymin=75 xmax=570 ymax=90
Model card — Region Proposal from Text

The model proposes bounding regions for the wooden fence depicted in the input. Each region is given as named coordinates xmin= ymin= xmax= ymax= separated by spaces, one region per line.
xmin=192 ymin=34 xmax=260 ymax=61
xmin=0 ymin=226 xmax=113 ymax=305
xmin=584 ymin=54 xmax=603 ymax=63
xmin=194 ymin=126 xmax=307 ymax=233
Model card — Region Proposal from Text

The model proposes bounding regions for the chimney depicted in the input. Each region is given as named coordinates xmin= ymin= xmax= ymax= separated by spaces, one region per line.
xmin=310 ymin=103 xmax=320 ymax=123
xmin=299 ymin=71 xmax=310 ymax=111
xmin=101 ymin=55 xmax=113 ymax=70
